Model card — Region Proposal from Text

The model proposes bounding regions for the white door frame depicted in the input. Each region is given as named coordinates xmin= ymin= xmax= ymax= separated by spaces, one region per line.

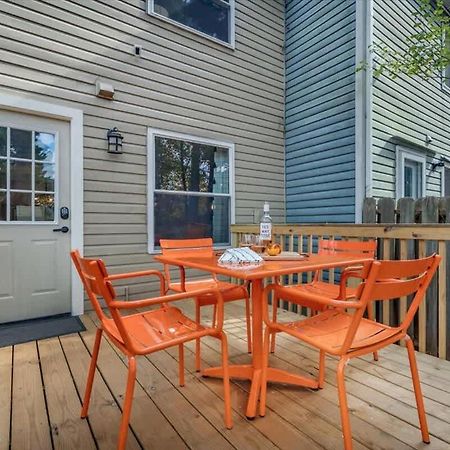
xmin=0 ymin=91 xmax=84 ymax=316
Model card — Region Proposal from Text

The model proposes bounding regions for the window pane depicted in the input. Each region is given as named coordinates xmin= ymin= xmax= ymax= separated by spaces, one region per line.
xmin=10 ymin=160 xmax=32 ymax=190
xmin=404 ymin=159 xmax=421 ymax=199
xmin=0 ymin=159 xmax=6 ymax=189
xmin=0 ymin=191 xmax=6 ymax=220
xmin=35 ymin=193 xmax=54 ymax=221
xmin=10 ymin=129 xmax=32 ymax=159
xmin=0 ymin=127 xmax=6 ymax=157
xmin=155 ymin=136 xmax=229 ymax=194
xmin=154 ymin=0 xmax=230 ymax=43
xmin=154 ymin=193 xmax=230 ymax=247
xmin=445 ymin=168 xmax=450 ymax=196
xmin=10 ymin=192 xmax=31 ymax=221
xmin=35 ymin=132 xmax=55 ymax=162
xmin=35 ymin=163 xmax=55 ymax=192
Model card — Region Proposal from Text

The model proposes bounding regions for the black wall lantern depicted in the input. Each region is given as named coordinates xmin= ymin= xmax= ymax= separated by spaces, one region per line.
xmin=107 ymin=127 xmax=124 ymax=154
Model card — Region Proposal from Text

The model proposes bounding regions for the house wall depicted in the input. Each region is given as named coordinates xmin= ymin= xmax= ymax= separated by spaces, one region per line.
xmin=285 ymin=0 xmax=357 ymax=223
xmin=0 ymin=0 xmax=285 ymax=298
xmin=372 ymin=0 xmax=450 ymax=198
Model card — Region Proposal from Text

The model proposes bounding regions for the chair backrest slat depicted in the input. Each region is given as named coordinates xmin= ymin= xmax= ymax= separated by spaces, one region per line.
xmin=340 ymin=254 xmax=440 ymax=354
xmin=160 ymin=238 xmax=214 ymax=287
xmin=71 ymin=250 xmax=134 ymax=349
xmin=318 ymin=239 xmax=376 ymax=257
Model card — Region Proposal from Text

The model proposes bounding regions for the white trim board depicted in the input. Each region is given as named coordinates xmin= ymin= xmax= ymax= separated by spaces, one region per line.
xmin=147 ymin=128 xmax=235 ymax=253
xmin=0 ymin=91 xmax=84 ymax=316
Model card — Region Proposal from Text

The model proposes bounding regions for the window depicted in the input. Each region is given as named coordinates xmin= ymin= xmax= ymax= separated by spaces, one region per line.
xmin=0 ymin=126 xmax=57 ymax=223
xmin=148 ymin=129 xmax=234 ymax=252
xmin=148 ymin=0 xmax=234 ymax=47
xmin=396 ymin=147 xmax=426 ymax=199
xmin=441 ymin=165 xmax=450 ymax=195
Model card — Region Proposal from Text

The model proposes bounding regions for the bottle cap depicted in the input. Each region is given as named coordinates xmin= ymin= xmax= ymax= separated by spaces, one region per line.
xmin=263 ymin=201 xmax=270 ymax=212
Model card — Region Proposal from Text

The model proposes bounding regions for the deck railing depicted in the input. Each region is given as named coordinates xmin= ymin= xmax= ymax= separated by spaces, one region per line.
xmin=231 ymin=224 xmax=450 ymax=360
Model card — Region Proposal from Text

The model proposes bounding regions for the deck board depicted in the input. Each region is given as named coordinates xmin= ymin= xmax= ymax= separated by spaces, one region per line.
xmin=2 ymin=303 xmax=450 ymax=450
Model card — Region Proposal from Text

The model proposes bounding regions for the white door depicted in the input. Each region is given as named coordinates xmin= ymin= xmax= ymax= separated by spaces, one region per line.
xmin=0 ymin=111 xmax=71 ymax=323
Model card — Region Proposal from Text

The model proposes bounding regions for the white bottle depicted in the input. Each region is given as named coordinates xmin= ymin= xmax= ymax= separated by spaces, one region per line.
xmin=259 ymin=201 xmax=272 ymax=246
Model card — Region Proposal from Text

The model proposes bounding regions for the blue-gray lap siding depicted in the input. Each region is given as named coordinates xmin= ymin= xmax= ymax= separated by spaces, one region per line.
xmin=285 ymin=0 xmax=356 ymax=223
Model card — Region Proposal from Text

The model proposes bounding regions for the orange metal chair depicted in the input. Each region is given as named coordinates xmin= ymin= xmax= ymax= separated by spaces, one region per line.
xmin=71 ymin=250 xmax=232 ymax=450
xmin=270 ymin=239 xmax=376 ymax=352
xmin=260 ymin=254 xmax=441 ymax=450
xmin=160 ymin=238 xmax=252 ymax=371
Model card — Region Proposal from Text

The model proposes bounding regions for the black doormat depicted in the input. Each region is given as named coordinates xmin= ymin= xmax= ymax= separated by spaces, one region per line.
xmin=0 ymin=314 xmax=86 ymax=348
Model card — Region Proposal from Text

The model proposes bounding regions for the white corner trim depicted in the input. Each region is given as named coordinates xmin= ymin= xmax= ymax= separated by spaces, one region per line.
xmin=354 ymin=0 xmax=367 ymax=223
xmin=365 ymin=0 xmax=374 ymax=201
xmin=146 ymin=128 xmax=235 ymax=253
xmin=0 ymin=91 xmax=84 ymax=316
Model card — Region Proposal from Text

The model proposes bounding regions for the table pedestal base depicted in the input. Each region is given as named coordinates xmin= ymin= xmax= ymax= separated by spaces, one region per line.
xmin=202 ymin=364 xmax=318 ymax=418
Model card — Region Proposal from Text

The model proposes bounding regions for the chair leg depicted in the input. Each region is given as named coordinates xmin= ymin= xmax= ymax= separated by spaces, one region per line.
xmin=270 ymin=295 xmax=279 ymax=353
xmin=212 ymin=304 xmax=217 ymax=327
xmin=336 ymin=358 xmax=353 ymax=450
xmin=81 ymin=327 xmax=102 ymax=418
xmin=117 ymin=356 xmax=137 ymax=450
xmin=259 ymin=326 xmax=272 ymax=417
xmin=245 ymin=296 xmax=252 ymax=353
xmin=405 ymin=335 xmax=430 ymax=443
xmin=178 ymin=344 xmax=185 ymax=387
xmin=318 ymin=350 xmax=326 ymax=389
xmin=220 ymin=332 xmax=233 ymax=429
xmin=195 ymin=300 xmax=201 ymax=372
xmin=366 ymin=303 xmax=379 ymax=361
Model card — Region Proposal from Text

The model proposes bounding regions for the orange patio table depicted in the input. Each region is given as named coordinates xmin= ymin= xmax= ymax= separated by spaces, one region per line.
xmin=155 ymin=252 xmax=373 ymax=418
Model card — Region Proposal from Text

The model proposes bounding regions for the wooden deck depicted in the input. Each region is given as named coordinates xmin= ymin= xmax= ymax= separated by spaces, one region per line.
xmin=1 ymin=302 xmax=450 ymax=450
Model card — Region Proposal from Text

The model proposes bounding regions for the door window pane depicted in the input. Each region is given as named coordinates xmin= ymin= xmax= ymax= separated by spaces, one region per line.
xmin=153 ymin=0 xmax=231 ymax=44
xmin=155 ymin=136 xmax=229 ymax=194
xmin=10 ymin=192 xmax=32 ymax=221
xmin=10 ymin=160 xmax=32 ymax=190
xmin=154 ymin=193 xmax=230 ymax=247
xmin=35 ymin=194 xmax=54 ymax=221
xmin=0 ymin=159 xmax=6 ymax=189
xmin=35 ymin=132 xmax=55 ymax=162
xmin=0 ymin=192 xmax=6 ymax=220
xmin=35 ymin=163 xmax=55 ymax=192
xmin=10 ymin=129 xmax=32 ymax=159
xmin=0 ymin=127 xmax=6 ymax=157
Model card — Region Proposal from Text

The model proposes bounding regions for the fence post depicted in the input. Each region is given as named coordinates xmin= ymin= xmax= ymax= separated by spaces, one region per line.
xmin=362 ymin=197 xmax=377 ymax=223
xmin=439 ymin=197 xmax=450 ymax=359
xmin=422 ymin=197 xmax=439 ymax=356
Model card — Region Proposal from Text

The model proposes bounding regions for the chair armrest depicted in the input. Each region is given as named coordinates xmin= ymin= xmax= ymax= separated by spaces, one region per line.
xmin=261 ymin=283 xmax=362 ymax=325
xmin=110 ymin=286 xmax=226 ymax=329
xmin=107 ymin=270 xmax=165 ymax=295
xmin=338 ymin=271 xmax=365 ymax=299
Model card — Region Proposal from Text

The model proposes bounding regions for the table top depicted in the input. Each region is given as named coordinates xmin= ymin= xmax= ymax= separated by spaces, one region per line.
xmin=154 ymin=253 xmax=373 ymax=281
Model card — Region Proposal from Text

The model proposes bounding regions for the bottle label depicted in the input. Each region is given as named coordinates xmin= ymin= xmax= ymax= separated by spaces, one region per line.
xmin=260 ymin=223 xmax=272 ymax=240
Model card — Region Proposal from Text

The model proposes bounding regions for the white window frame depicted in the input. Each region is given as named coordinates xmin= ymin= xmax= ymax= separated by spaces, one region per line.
xmin=442 ymin=4 xmax=450 ymax=92
xmin=147 ymin=0 xmax=235 ymax=49
xmin=147 ymin=128 xmax=235 ymax=253
xmin=396 ymin=146 xmax=426 ymax=199
xmin=0 ymin=124 xmax=59 ymax=225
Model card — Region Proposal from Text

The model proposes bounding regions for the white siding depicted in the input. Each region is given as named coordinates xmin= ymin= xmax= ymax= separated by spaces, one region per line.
xmin=372 ymin=0 xmax=450 ymax=198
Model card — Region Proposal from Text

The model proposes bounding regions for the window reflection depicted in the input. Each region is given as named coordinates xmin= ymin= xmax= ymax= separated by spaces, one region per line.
xmin=154 ymin=193 xmax=230 ymax=246
xmin=155 ymin=136 xmax=229 ymax=194
xmin=153 ymin=0 xmax=231 ymax=43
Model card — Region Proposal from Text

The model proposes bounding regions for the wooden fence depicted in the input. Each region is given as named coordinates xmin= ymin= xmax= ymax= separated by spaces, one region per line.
xmin=231 ymin=223 xmax=450 ymax=360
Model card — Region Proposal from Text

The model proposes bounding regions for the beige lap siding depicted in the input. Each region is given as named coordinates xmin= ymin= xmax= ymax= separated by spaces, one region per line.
xmin=0 ymin=0 xmax=285 ymax=302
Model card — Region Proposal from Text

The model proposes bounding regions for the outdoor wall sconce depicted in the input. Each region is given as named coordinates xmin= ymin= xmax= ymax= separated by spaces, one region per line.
xmin=107 ymin=127 xmax=124 ymax=154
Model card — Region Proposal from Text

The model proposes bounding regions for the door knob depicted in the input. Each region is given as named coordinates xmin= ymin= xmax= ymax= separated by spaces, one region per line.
xmin=53 ymin=226 xmax=69 ymax=233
